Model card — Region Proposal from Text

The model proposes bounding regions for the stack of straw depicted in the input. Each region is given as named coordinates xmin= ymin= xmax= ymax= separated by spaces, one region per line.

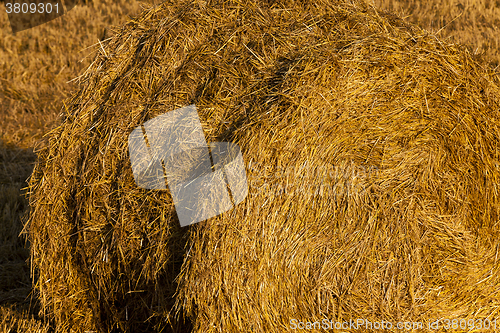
xmin=25 ymin=0 xmax=500 ymax=332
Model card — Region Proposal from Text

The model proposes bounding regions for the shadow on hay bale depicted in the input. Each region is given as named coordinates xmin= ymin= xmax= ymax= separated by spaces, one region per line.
xmin=24 ymin=0 xmax=500 ymax=332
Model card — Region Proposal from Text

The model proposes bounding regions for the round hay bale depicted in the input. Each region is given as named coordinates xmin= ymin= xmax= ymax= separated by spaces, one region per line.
xmin=25 ymin=0 xmax=500 ymax=332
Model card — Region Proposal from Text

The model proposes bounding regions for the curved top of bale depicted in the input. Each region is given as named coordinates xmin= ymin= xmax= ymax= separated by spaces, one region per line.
xmin=25 ymin=0 xmax=500 ymax=332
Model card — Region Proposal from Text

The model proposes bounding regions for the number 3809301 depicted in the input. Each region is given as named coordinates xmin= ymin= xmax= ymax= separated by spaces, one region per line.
xmin=5 ymin=3 xmax=60 ymax=14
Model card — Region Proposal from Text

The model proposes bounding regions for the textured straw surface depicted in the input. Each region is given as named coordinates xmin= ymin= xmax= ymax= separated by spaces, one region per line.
xmin=25 ymin=0 xmax=500 ymax=332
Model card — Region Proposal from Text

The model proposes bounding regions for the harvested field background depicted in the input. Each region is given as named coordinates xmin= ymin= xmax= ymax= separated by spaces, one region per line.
xmin=1 ymin=0 xmax=499 ymax=331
